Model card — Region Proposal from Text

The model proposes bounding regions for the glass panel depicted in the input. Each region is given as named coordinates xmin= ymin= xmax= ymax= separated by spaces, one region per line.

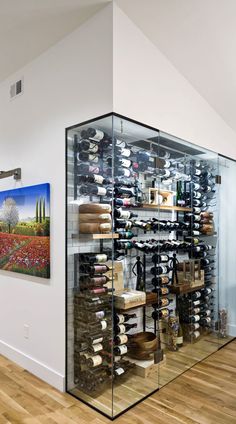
xmin=158 ymin=131 xmax=221 ymax=388
xmin=112 ymin=116 xmax=160 ymax=417
xmin=66 ymin=115 xmax=114 ymax=417
xmin=66 ymin=114 xmax=234 ymax=418
xmin=218 ymin=156 xmax=236 ymax=344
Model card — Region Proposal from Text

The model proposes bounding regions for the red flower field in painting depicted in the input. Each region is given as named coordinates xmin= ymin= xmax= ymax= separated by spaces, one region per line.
xmin=0 ymin=233 xmax=50 ymax=278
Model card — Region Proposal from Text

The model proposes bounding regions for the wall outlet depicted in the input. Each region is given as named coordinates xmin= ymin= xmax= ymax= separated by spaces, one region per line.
xmin=24 ymin=324 xmax=30 ymax=339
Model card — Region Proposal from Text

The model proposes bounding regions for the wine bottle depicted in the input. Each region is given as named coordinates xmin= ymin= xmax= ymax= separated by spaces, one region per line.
xmin=176 ymin=322 xmax=183 ymax=348
xmin=78 ymin=151 xmax=100 ymax=163
xmin=86 ymin=354 xmax=103 ymax=367
xmin=152 ymin=308 xmax=173 ymax=319
xmin=81 ymin=127 xmax=108 ymax=141
xmin=77 ymin=163 xmax=101 ymax=175
xmin=115 ymin=240 xmax=134 ymax=250
xmin=114 ymin=313 xmax=136 ymax=324
xmin=78 ymin=174 xmax=111 ymax=185
xmin=114 ymin=208 xmax=138 ymax=219
xmin=153 ymin=298 xmax=173 ymax=308
xmin=114 ymin=334 xmax=128 ymax=345
xmin=115 ymin=323 xmax=137 ymax=334
xmin=152 ymin=276 xmax=171 ymax=286
xmin=78 ymin=139 xmax=99 ymax=153
xmin=189 ymin=314 xmax=200 ymax=323
xmin=117 ymin=230 xmax=137 ymax=239
xmin=200 ymin=316 xmax=212 ymax=326
xmin=151 ymin=265 xmax=172 ymax=275
xmin=115 ymin=219 xmax=133 ymax=230
xmin=192 ymin=291 xmax=201 ymax=300
xmin=191 ymin=330 xmax=201 ymax=339
xmin=79 ymin=184 xmax=112 ymax=197
xmin=113 ymin=345 xmax=128 ymax=356
xmin=88 ymin=343 xmax=103 ymax=354
xmin=79 ymin=275 xmax=110 ymax=286
xmin=115 ymin=198 xmax=137 ymax=207
xmin=152 ymin=286 xmax=170 ymax=296
xmin=152 ymin=254 xmax=169 ymax=263
xmin=87 ymin=335 xmax=104 ymax=345
xmin=79 ymin=264 xmax=111 ymax=274
xmin=114 ymin=186 xmax=136 ymax=197
xmin=80 ymin=253 xmax=109 ymax=263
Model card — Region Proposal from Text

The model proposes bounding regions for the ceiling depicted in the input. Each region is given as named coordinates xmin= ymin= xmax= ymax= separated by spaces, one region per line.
xmin=0 ymin=0 xmax=236 ymax=133
xmin=117 ymin=0 xmax=236 ymax=132
xmin=0 ymin=0 xmax=110 ymax=82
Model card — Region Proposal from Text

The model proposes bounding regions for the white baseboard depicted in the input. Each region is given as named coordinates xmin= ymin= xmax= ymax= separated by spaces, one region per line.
xmin=228 ymin=324 xmax=236 ymax=337
xmin=0 ymin=339 xmax=65 ymax=391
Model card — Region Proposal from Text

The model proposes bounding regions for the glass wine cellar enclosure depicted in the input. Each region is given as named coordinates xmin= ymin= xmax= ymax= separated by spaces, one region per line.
xmin=66 ymin=113 xmax=234 ymax=419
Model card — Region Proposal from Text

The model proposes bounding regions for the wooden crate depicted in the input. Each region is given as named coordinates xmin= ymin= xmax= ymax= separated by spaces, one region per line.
xmin=114 ymin=289 xmax=146 ymax=310
xmin=126 ymin=355 xmax=166 ymax=378
xmin=104 ymin=261 xmax=124 ymax=292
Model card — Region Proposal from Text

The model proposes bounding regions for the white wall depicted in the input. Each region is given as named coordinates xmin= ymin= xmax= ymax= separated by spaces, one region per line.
xmin=0 ymin=4 xmax=113 ymax=390
xmin=113 ymin=4 xmax=236 ymax=159
xmin=113 ymin=3 xmax=236 ymax=337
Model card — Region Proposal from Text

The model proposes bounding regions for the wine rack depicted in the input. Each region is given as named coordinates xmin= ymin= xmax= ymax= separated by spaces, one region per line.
xmin=66 ymin=113 xmax=223 ymax=418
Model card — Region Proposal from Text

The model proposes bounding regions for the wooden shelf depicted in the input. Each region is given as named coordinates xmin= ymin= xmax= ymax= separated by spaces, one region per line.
xmin=170 ymin=284 xmax=205 ymax=295
xmin=72 ymin=233 xmax=119 ymax=240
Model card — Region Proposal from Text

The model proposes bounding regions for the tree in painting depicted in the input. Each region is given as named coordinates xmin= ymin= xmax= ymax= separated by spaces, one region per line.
xmin=1 ymin=198 xmax=19 ymax=233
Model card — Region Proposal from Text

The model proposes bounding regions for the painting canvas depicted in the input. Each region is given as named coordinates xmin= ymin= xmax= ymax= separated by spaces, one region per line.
xmin=0 ymin=183 xmax=50 ymax=278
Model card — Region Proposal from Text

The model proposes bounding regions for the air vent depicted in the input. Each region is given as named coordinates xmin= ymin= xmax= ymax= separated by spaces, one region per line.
xmin=10 ymin=78 xmax=23 ymax=99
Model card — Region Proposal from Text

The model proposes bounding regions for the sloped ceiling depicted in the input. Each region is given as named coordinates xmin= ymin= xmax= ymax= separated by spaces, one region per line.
xmin=117 ymin=0 xmax=236 ymax=132
xmin=0 ymin=0 xmax=110 ymax=82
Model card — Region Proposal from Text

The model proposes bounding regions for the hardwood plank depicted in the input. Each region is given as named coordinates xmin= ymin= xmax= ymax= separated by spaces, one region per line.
xmin=0 ymin=339 xmax=235 ymax=423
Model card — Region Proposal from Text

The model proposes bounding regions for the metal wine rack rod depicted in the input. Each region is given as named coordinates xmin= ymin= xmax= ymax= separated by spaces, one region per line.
xmin=0 ymin=168 xmax=21 ymax=180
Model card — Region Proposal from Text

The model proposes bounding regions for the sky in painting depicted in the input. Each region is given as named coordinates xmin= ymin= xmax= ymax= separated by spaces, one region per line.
xmin=0 ymin=184 xmax=50 ymax=220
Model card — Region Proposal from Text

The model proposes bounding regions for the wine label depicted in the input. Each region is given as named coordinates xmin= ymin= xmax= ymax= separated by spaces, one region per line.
xmin=117 ymin=324 xmax=126 ymax=334
xmin=164 ymin=160 xmax=171 ymax=168
xmin=118 ymin=345 xmax=128 ymax=355
xmin=193 ymin=300 xmax=200 ymax=306
xmin=89 ymin=355 xmax=103 ymax=367
xmin=121 ymin=148 xmax=131 ymax=157
xmin=93 ymin=174 xmax=104 ymax=184
xmin=194 ymin=292 xmax=201 ymax=299
xmin=88 ymin=165 xmax=100 ymax=174
xmin=91 ymin=288 xmax=106 ymax=294
xmin=193 ymin=307 xmax=201 ymax=314
xmin=121 ymin=159 xmax=131 ymax=168
xmin=161 ymin=276 xmax=170 ymax=284
xmin=93 ymin=265 xmax=108 ymax=273
xmin=95 ymin=254 xmax=108 ymax=262
xmin=205 ymin=317 xmax=212 ymax=323
xmin=101 ymin=320 xmax=107 ymax=330
xmin=161 ymin=288 xmax=169 ymax=295
xmin=117 ymin=314 xmax=125 ymax=324
xmin=161 ymin=266 xmax=168 ymax=274
xmin=193 ymin=315 xmax=200 ymax=322
xmin=92 ymin=337 xmax=103 ymax=345
xmin=193 ymin=331 xmax=200 ymax=339
xmin=162 ymin=309 xmax=169 ymax=317
xmin=115 ymin=367 xmax=125 ymax=376
xmin=116 ymin=139 xmax=126 ymax=148
xmin=96 ymin=186 xmax=107 ymax=195
xmin=90 ymin=129 xmax=104 ymax=141
xmin=205 ymin=310 xmax=211 ymax=317
xmin=92 ymin=343 xmax=103 ymax=352
xmin=193 ymin=323 xmax=200 ymax=330
xmin=95 ymin=311 xmax=105 ymax=319
xmin=161 ymin=298 xmax=169 ymax=307
xmin=87 ymin=142 xmax=99 ymax=152
xmin=176 ymin=336 xmax=183 ymax=345
xmin=119 ymin=210 xmax=131 ymax=219
xmin=117 ymin=334 xmax=128 ymax=344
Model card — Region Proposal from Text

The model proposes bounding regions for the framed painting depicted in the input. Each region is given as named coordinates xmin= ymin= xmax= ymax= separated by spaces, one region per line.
xmin=0 ymin=183 xmax=50 ymax=278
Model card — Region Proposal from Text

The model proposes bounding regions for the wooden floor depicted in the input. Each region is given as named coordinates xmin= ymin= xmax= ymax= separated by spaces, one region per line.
xmin=0 ymin=340 xmax=236 ymax=423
